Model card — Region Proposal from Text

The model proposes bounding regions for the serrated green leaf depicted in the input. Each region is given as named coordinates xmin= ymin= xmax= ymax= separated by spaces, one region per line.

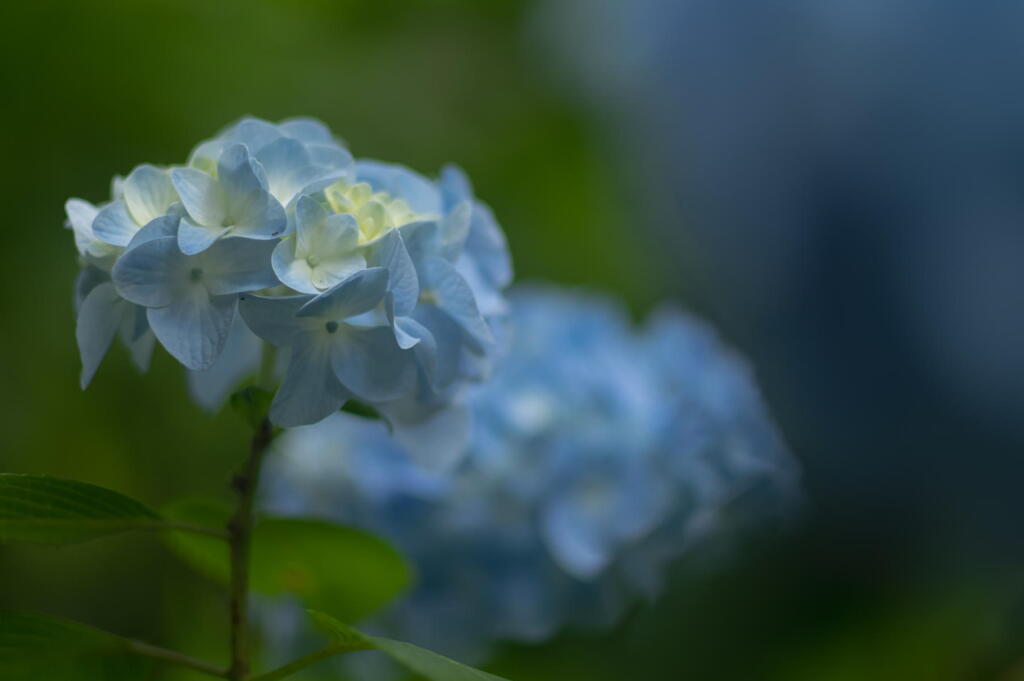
xmin=163 ymin=504 xmax=411 ymax=621
xmin=307 ymin=611 xmax=511 ymax=681
xmin=0 ymin=474 xmax=162 ymax=544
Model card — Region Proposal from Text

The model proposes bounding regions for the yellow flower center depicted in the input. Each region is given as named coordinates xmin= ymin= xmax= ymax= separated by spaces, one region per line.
xmin=325 ymin=180 xmax=435 ymax=243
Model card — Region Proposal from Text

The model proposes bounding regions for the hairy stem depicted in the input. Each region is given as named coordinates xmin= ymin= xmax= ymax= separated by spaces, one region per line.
xmin=227 ymin=415 xmax=273 ymax=680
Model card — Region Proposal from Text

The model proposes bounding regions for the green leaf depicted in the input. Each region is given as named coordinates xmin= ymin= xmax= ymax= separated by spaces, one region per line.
xmin=161 ymin=498 xmax=232 ymax=582
xmin=309 ymin=611 xmax=511 ymax=681
xmin=0 ymin=474 xmax=162 ymax=544
xmin=0 ymin=611 xmax=151 ymax=681
xmin=163 ymin=502 xmax=411 ymax=621
xmin=340 ymin=399 xmax=383 ymax=420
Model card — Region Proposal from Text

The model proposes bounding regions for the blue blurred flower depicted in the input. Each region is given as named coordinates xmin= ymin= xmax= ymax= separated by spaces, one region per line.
xmin=260 ymin=285 xmax=798 ymax=667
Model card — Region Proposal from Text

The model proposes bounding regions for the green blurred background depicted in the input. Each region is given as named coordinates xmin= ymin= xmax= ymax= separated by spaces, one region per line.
xmin=1 ymin=1 xmax=1023 ymax=679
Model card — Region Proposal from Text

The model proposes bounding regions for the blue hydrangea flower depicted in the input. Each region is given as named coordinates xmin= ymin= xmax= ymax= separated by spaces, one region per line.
xmin=260 ymin=285 xmax=799 ymax=668
xmin=66 ymin=116 xmax=510 ymax=444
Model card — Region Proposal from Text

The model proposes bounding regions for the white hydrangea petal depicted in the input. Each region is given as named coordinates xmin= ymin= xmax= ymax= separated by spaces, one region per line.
xmin=271 ymin=335 xmax=350 ymax=427
xmin=203 ymin=238 xmax=280 ymax=295
xmin=111 ymin=236 xmax=186 ymax=307
xmin=146 ymin=289 xmax=236 ymax=370
xmin=238 ymin=293 xmax=311 ymax=347
xmin=123 ymin=165 xmax=177 ymax=226
xmin=297 ymin=267 xmax=389 ymax=320
xmin=309 ymin=254 xmax=366 ymax=292
xmin=65 ymin=198 xmax=101 ymax=255
xmin=294 ymin=195 xmax=328 ymax=255
xmin=171 ymin=167 xmax=227 ymax=227
xmin=271 ymin=238 xmax=319 ymax=294
xmin=76 ymin=282 xmax=125 ymax=388
xmin=92 ymin=200 xmax=140 ymax=247
xmin=178 ymin=217 xmax=228 ymax=255
xmin=329 ymin=325 xmax=416 ymax=402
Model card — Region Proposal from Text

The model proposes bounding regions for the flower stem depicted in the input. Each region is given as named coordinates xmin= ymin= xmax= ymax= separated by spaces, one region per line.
xmin=125 ymin=639 xmax=228 ymax=678
xmin=227 ymin=415 xmax=273 ymax=681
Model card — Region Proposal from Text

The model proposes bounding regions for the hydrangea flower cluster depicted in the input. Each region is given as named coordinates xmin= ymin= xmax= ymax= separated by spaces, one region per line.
xmin=66 ymin=117 xmax=511 ymax=434
xmin=261 ymin=286 xmax=799 ymax=664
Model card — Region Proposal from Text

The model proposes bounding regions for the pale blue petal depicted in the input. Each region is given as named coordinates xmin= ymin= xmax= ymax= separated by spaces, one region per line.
xmin=222 ymin=118 xmax=283 ymax=153
xmin=271 ymin=336 xmax=351 ymax=427
xmin=128 ymin=214 xmax=179 ymax=248
xmin=398 ymin=220 xmax=442 ymax=263
xmin=439 ymin=201 xmax=471 ymax=261
xmin=411 ymin=303 xmax=462 ymax=390
xmin=187 ymin=316 xmax=262 ymax=411
xmin=218 ymin=143 xmax=266 ymax=197
xmin=368 ymin=230 xmax=418 ymax=316
xmin=146 ymin=290 xmax=236 ymax=370
xmin=389 ymin=309 xmax=425 ymax=350
xmin=294 ymin=195 xmax=328 ymax=251
xmin=255 ymin=137 xmax=310 ymax=204
xmin=271 ymin=238 xmax=318 ymax=294
xmin=203 ymin=238 xmax=279 ymax=295
xmin=308 ymin=144 xmax=354 ymax=173
xmin=439 ymin=163 xmax=472 ymax=210
xmin=420 ymin=256 xmax=492 ymax=350
xmin=229 ymin=189 xmax=287 ymax=240
xmin=297 ymin=267 xmax=389 ymax=320
xmin=111 ymin=236 xmax=186 ymax=307
xmin=238 ymin=294 xmax=311 ymax=347
xmin=92 ymin=200 xmax=140 ymax=247
xmin=171 ymin=167 xmax=226 ymax=227
xmin=356 ymin=160 xmax=442 ymax=215
xmin=76 ymin=282 xmax=123 ymax=388
xmin=123 ymin=164 xmax=177 ymax=225
xmin=329 ymin=326 xmax=416 ymax=402
xmin=279 ymin=117 xmax=333 ymax=144
xmin=178 ymin=217 xmax=227 ymax=255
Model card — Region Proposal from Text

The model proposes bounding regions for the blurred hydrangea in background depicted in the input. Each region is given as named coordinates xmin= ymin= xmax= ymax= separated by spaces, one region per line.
xmin=67 ymin=117 xmax=510 ymax=459
xmin=260 ymin=285 xmax=799 ymax=671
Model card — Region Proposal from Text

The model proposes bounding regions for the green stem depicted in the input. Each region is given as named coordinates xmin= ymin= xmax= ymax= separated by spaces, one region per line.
xmin=226 ymin=415 xmax=274 ymax=681
xmin=249 ymin=644 xmax=360 ymax=681
xmin=125 ymin=639 xmax=228 ymax=678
